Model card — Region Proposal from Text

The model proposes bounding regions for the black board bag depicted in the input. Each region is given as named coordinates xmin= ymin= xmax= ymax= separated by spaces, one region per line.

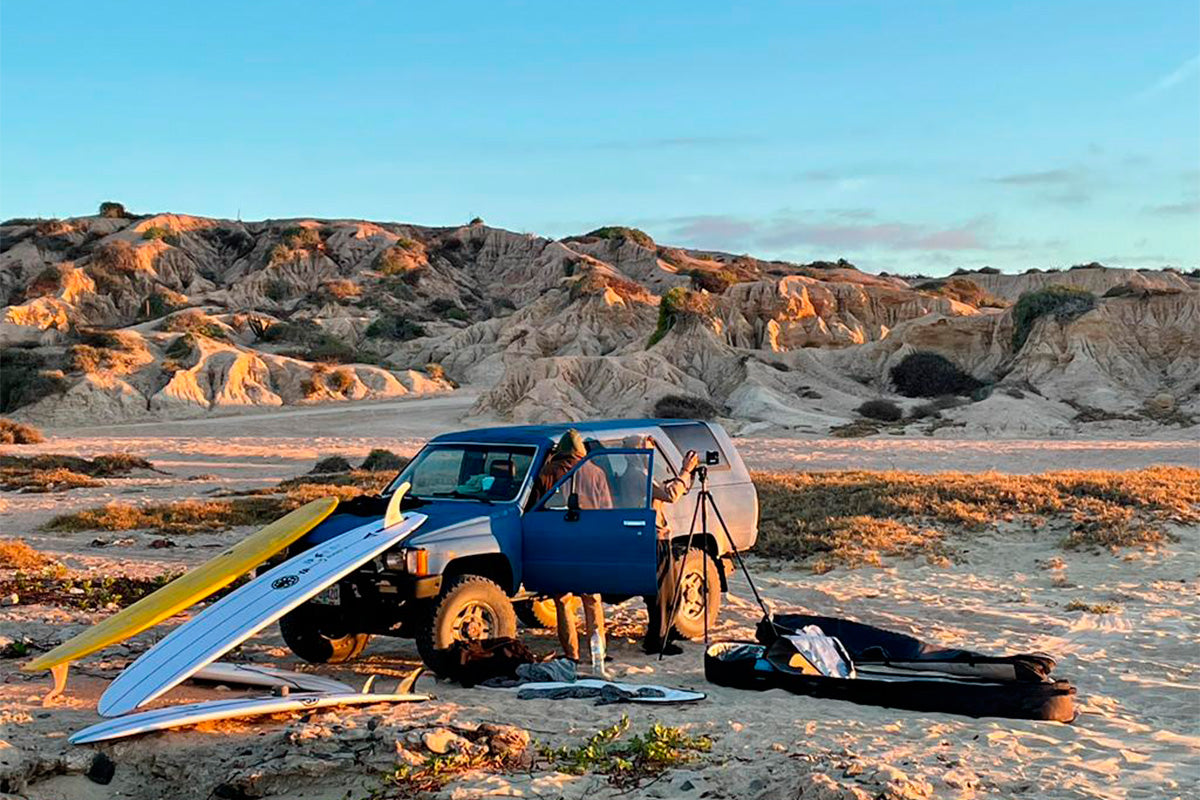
xmin=704 ymin=615 xmax=1076 ymax=722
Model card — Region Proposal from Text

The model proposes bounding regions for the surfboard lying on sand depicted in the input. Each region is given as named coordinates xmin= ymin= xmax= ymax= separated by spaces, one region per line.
xmin=23 ymin=497 xmax=340 ymax=703
xmin=99 ymin=487 xmax=423 ymax=717
xmin=191 ymin=662 xmax=354 ymax=695
xmin=71 ymin=690 xmax=431 ymax=744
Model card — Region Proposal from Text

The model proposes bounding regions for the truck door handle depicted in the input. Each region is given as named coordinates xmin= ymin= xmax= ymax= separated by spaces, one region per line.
xmin=623 ymin=519 xmax=646 ymax=527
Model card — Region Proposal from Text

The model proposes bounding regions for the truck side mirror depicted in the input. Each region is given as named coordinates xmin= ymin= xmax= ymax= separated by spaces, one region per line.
xmin=565 ymin=492 xmax=580 ymax=522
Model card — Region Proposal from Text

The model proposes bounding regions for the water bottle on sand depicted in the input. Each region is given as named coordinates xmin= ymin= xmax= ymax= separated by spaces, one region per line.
xmin=590 ymin=630 xmax=607 ymax=679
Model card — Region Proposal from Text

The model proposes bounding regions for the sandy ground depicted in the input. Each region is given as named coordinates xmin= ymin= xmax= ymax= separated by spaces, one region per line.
xmin=1 ymin=397 xmax=1198 ymax=799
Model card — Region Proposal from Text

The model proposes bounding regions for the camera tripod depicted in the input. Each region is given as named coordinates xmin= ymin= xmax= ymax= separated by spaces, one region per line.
xmin=659 ymin=462 xmax=772 ymax=660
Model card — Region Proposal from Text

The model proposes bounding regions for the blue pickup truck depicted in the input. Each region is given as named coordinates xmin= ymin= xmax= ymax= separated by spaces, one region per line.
xmin=275 ymin=419 xmax=759 ymax=669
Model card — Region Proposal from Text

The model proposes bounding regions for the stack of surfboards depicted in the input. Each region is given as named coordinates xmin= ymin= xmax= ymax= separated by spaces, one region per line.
xmin=22 ymin=489 xmax=432 ymax=745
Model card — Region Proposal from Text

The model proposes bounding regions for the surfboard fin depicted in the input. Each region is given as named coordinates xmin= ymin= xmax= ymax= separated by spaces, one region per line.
xmin=397 ymin=666 xmax=424 ymax=695
xmin=42 ymin=663 xmax=70 ymax=706
xmin=360 ymin=674 xmax=377 ymax=694
xmin=383 ymin=482 xmax=411 ymax=529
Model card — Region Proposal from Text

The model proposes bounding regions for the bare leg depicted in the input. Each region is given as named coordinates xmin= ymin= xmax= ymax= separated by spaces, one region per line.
xmin=580 ymin=594 xmax=605 ymax=656
xmin=42 ymin=663 xmax=70 ymax=706
xmin=554 ymin=594 xmax=580 ymax=660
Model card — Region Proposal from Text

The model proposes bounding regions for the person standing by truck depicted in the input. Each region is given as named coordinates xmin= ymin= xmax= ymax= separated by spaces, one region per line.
xmin=530 ymin=429 xmax=611 ymax=663
xmin=617 ymin=435 xmax=700 ymax=655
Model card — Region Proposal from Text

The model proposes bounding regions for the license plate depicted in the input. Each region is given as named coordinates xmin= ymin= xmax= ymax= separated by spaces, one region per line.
xmin=311 ymin=584 xmax=341 ymax=606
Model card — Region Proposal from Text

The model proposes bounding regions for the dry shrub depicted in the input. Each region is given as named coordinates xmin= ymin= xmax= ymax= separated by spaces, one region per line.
xmin=160 ymin=310 xmax=227 ymax=339
xmin=0 ymin=419 xmax=44 ymax=444
xmin=754 ymin=467 xmax=1199 ymax=569
xmin=325 ymin=368 xmax=355 ymax=394
xmin=317 ymin=279 xmax=361 ymax=303
xmin=569 ymin=270 xmax=654 ymax=304
xmin=0 ymin=468 xmax=101 ymax=493
xmin=43 ymin=499 xmax=283 ymax=535
xmin=0 ymin=539 xmax=54 ymax=570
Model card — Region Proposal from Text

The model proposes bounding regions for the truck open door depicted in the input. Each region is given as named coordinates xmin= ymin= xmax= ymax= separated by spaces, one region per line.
xmin=521 ymin=448 xmax=657 ymax=597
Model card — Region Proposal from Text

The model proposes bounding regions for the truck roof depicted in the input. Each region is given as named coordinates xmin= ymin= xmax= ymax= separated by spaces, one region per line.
xmin=428 ymin=419 xmax=698 ymax=448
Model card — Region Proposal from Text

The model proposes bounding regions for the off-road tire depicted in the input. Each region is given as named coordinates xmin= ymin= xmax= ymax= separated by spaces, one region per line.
xmin=279 ymin=601 xmax=372 ymax=664
xmin=416 ymin=575 xmax=517 ymax=673
xmin=515 ymin=596 xmax=581 ymax=629
xmin=666 ymin=547 xmax=722 ymax=640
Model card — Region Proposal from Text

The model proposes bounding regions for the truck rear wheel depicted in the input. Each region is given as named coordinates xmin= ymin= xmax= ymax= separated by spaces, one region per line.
xmin=515 ymin=596 xmax=580 ymax=629
xmin=668 ymin=548 xmax=722 ymax=641
xmin=417 ymin=575 xmax=516 ymax=673
xmin=279 ymin=601 xmax=372 ymax=664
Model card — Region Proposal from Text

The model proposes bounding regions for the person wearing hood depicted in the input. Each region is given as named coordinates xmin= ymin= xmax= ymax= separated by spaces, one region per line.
xmin=617 ymin=435 xmax=700 ymax=656
xmin=530 ymin=429 xmax=612 ymax=663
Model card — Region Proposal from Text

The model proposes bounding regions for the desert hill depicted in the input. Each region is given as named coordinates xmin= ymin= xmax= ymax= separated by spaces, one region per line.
xmin=2 ymin=209 xmax=1197 ymax=435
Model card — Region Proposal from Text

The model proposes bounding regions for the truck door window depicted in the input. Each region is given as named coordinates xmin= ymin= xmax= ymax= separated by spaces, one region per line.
xmin=541 ymin=452 xmax=652 ymax=511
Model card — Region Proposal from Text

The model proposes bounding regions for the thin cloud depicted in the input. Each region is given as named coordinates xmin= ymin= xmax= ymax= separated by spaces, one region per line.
xmin=991 ymin=168 xmax=1079 ymax=186
xmin=1139 ymin=53 xmax=1200 ymax=98
xmin=662 ymin=212 xmax=992 ymax=253
xmin=590 ymin=136 xmax=760 ymax=150
xmin=990 ymin=166 xmax=1095 ymax=205
xmin=1143 ymin=200 xmax=1200 ymax=216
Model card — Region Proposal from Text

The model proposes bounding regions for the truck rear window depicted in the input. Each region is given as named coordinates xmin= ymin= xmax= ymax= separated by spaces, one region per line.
xmin=659 ymin=423 xmax=730 ymax=471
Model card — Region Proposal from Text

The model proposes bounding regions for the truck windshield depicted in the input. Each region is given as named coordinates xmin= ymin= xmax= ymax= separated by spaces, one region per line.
xmin=389 ymin=444 xmax=536 ymax=502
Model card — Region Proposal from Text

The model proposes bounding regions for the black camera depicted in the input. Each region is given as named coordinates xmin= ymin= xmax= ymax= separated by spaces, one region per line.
xmin=705 ymin=450 xmax=720 ymax=466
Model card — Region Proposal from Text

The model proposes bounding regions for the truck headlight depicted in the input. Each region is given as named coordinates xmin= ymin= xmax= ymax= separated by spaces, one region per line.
xmin=384 ymin=548 xmax=428 ymax=576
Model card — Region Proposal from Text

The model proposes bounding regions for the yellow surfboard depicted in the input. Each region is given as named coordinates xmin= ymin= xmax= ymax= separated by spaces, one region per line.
xmin=24 ymin=497 xmax=339 ymax=700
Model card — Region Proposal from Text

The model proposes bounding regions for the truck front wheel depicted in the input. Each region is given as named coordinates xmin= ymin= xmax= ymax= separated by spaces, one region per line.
xmin=279 ymin=601 xmax=372 ymax=664
xmin=417 ymin=575 xmax=516 ymax=672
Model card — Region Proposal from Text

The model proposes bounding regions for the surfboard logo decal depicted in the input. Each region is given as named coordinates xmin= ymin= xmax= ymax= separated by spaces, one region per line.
xmin=271 ymin=575 xmax=299 ymax=590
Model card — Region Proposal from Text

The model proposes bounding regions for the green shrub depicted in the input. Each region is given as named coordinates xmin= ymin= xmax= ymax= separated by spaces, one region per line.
xmin=647 ymin=287 xmax=712 ymax=347
xmin=428 ymin=298 xmax=468 ymax=321
xmin=365 ymin=313 xmax=427 ymax=341
xmin=311 ymin=456 xmax=352 ymax=474
xmin=468 ymin=216 xmax=485 ymax=226
xmin=890 ymin=352 xmax=984 ymax=398
xmin=141 ymin=226 xmax=173 ymax=242
xmin=857 ymin=399 xmax=903 ymax=422
xmin=377 ymin=245 xmax=422 ymax=275
xmin=583 ymin=226 xmax=655 ymax=249
xmin=653 ymin=394 xmax=723 ymax=420
xmin=1011 ymin=286 xmax=1097 ymax=351
xmin=98 ymin=201 xmax=128 ymax=218
xmin=360 ymin=448 xmax=408 ymax=472
xmin=164 ymin=334 xmax=196 ymax=361
xmin=140 ymin=291 xmax=180 ymax=320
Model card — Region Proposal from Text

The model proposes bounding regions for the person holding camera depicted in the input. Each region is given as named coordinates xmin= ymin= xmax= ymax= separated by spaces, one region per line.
xmin=618 ymin=435 xmax=700 ymax=655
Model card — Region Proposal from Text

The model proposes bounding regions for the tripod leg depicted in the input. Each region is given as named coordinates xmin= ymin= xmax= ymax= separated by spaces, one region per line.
xmin=659 ymin=487 xmax=705 ymax=660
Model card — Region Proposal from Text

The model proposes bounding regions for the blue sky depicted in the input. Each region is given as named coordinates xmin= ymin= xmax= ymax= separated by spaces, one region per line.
xmin=2 ymin=1 xmax=1197 ymax=274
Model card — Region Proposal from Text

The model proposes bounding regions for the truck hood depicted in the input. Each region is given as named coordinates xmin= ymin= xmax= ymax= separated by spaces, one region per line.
xmin=302 ymin=499 xmax=509 ymax=547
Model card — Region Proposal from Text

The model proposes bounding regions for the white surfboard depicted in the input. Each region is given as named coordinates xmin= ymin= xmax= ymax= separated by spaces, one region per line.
xmin=99 ymin=508 xmax=426 ymax=717
xmin=71 ymin=691 xmax=430 ymax=744
xmin=191 ymin=663 xmax=354 ymax=695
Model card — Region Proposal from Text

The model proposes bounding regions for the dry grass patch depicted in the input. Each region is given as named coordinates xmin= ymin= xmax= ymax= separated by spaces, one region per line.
xmin=0 ymin=453 xmax=155 ymax=492
xmin=0 ymin=539 xmax=55 ymax=571
xmin=42 ymin=470 xmax=393 ymax=534
xmin=0 ymin=419 xmax=44 ymax=444
xmin=754 ymin=467 xmax=1199 ymax=570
